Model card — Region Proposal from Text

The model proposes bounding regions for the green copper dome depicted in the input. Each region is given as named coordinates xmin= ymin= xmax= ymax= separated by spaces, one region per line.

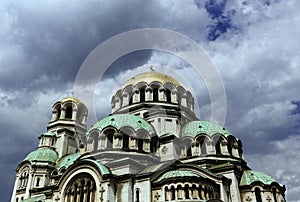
xmin=89 ymin=114 xmax=155 ymax=135
xmin=41 ymin=131 xmax=56 ymax=137
xmin=56 ymin=152 xmax=80 ymax=170
xmin=240 ymin=170 xmax=277 ymax=186
xmin=181 ymin=121 xmax=232 ymax=138
xmin=154 ymin=170 xmax=200 ymax=183
xmin=24 ymin=147 xmax=58 ymax=163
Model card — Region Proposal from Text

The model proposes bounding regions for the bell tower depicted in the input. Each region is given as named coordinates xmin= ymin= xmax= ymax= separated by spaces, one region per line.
xmin=47 ymin=96 xmax=88 ymax=157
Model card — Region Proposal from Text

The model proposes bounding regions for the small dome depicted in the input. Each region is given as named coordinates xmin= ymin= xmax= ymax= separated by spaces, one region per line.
xmin=88 ymin=114 xmax=155 ymax=135
xmin=24 ymin=147 xmax=58 ymax=163
xmin=181 ymin=121 xmax=232 ymax=138
xmin=41 ymin=131 xmax=56 ymax=137
xmin=240 ymin=170 xmax=277 ymax=186
xmin=154 ymin=170 xmax=200 ymax=183
xmin=122 ymin=71 xmax=182 ymax=88
xmin=60 ymin=96 xmax=83 ymax=105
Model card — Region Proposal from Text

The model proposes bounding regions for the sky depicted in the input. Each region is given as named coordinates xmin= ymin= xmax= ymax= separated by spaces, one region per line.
xmin=1 ymin=0 xmax=300 ymax=201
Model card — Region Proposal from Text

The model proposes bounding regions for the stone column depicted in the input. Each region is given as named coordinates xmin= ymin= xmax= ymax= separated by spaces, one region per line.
xmin=72 ymin=109 xmax=77 ymax=121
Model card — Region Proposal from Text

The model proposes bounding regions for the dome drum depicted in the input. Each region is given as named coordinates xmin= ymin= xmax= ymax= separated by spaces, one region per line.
xmin=86 ymin=114 xmax=158 ymax=154
xmin=111 ymin=72 xmax=195 ymax=115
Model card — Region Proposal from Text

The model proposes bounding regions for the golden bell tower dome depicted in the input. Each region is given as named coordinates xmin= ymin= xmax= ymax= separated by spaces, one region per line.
xmin=122 ymin=71 xmax=182 ymax=88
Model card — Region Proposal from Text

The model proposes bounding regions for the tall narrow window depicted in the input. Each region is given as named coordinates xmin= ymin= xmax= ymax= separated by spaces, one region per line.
xmin=153 ymin=88 xmax=158 ymax=101
xmin=107 ymin=133 xmax=113 ymax=149
xmin=123 ymin=135 xmax=129 ymax=150
xmin=165 ymin=187 xmax=169 ymax=201
xmin=36 ymin=177 xmax=40 ymax=187
xmin=65 ymin=106 xmax=72 ymax=119
xmin=255 ymin=188 xmax=262 ymax=202
xmin=171 ymin=186 xmax=175 ymax=200
xmin=140 ymin=88 xmax=145 ymax=102
xmin=136 ymin=189 xmax=140 ymax=202
xmin=184 ymin=184 xmax=190 ymax=199
xmin=166 ymin=89 xmax=171 ymax=103
xmin=215 ymin=141 xmax=221 ymax=155
xmin=138 ymin=139 xmax=143 ymax=151
xmin=187 ymin=145 xmax=192 ymax=157
xmin=200 ymin=140 xmax=207 ymax=155
xmin=129 ymin=94 xmax=133 ymax=104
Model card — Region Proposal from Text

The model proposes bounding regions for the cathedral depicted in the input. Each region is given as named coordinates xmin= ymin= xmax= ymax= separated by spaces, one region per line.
xmin=11 ymin=70 xmax=286 ymax=202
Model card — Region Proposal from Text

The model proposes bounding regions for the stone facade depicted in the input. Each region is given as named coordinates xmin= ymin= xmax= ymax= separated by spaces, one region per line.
xmin=11 ymin=71 xmax=286 ymax=202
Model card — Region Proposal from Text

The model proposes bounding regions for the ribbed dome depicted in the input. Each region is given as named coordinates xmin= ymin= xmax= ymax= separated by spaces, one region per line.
xmin=181 ymin=121 xmax=232 ymax=138
xmin=240 ymin=170 xmax=277 ymax=186
xmin=88 ymin=114 xmax=156 ymax=135
xmin=24 ymin=147 xmax=58 ymax=163
xmin=122 ymin=71 xmax=182 ymax=88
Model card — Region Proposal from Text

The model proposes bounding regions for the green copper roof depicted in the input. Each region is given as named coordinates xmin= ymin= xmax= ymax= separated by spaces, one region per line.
xmin=240 ymin=170 xmax=276 ymax=186
xmin=24 ymin=147 xmax=58 ymax=163
xmin=22 ymin=194 xmax=46 ymax=202
xmin=181 ymin=121 xmax=232 ymax=138
xmin=81 ymin=159 xmax=111 ymax=175
xmin=41 ymin=131 xmax=56 ymax=137
xmin=154 ymin=170 xmax=200 ymax=183
xmin=89 ymin=114 xmax=155 ymax=135
xmin=56 ymin=152 xmax=80 ymax=170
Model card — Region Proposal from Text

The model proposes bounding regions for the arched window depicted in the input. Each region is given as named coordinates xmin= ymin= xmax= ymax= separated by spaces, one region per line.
xmin=184 ymin=184 xmax=190 ymax=199
xmin=135 ymin=189 xmax=140 ymax=202
xmin=170 ymin=186 xmax=175 ymax=200
xmin=123 ymin=134 xmax=129 ymax=150
xmin=182 ymin=139 xmax=192 ymax=157
xmin=166 ymin=89 xmax=171 ymax=103
xmin=153 ymin=88 xmax=159 ymax=101
xmin=138 ymin=139 xmax=143 ymax=151
xmin=104 ymin=129 xmax=115 ymax=149
xmin=107 ymin=134 xmax=113 ymax=149
xmin=140 ymin=88 xmax=145 ymax=102
xmin=200 ymin=139 xmax=207 ymax=155
xmin=177 ymin=185 xmax=183 ymax=199
xmin=165 ymin=187 xmax=169 ymax=201
xmin=64 ymin=173 xmax=96 ymax=202
xmin=65 ymin=106 xmax=73 ymax=119
xmin=255 ymin=187 xmax=262 ymax=202
xmin=215 ymin=141 xmax=221 ymax=155
xmin=19 ymin=170 xmax=29 ymax=189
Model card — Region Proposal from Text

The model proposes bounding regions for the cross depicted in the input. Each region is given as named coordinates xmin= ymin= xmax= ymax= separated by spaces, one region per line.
xmin=266 ymin=196 xmax=272 ymax=202
xmin=150 ymin=65 xmax=155 ymax=72
xmin=154 ymin=192 xmax=160 ymax=200
xmin=99 ymin=186 xmax=105 ymax=201
xmin=246 ymin=196 xmax=252 ymax=201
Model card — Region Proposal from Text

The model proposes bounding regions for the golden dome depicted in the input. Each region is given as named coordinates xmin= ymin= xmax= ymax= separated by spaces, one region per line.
xmin=60 ymin=96 xmax=83 ymax=105
xmin=122 ymin=71 xmax=182 ymax=88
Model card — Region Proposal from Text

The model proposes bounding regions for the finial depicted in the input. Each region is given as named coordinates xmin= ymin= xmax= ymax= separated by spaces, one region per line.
xmin=71 ymin=91 xmax=75 ymax=97
xmin=150 ymin=65 xmax=155 ymax=72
